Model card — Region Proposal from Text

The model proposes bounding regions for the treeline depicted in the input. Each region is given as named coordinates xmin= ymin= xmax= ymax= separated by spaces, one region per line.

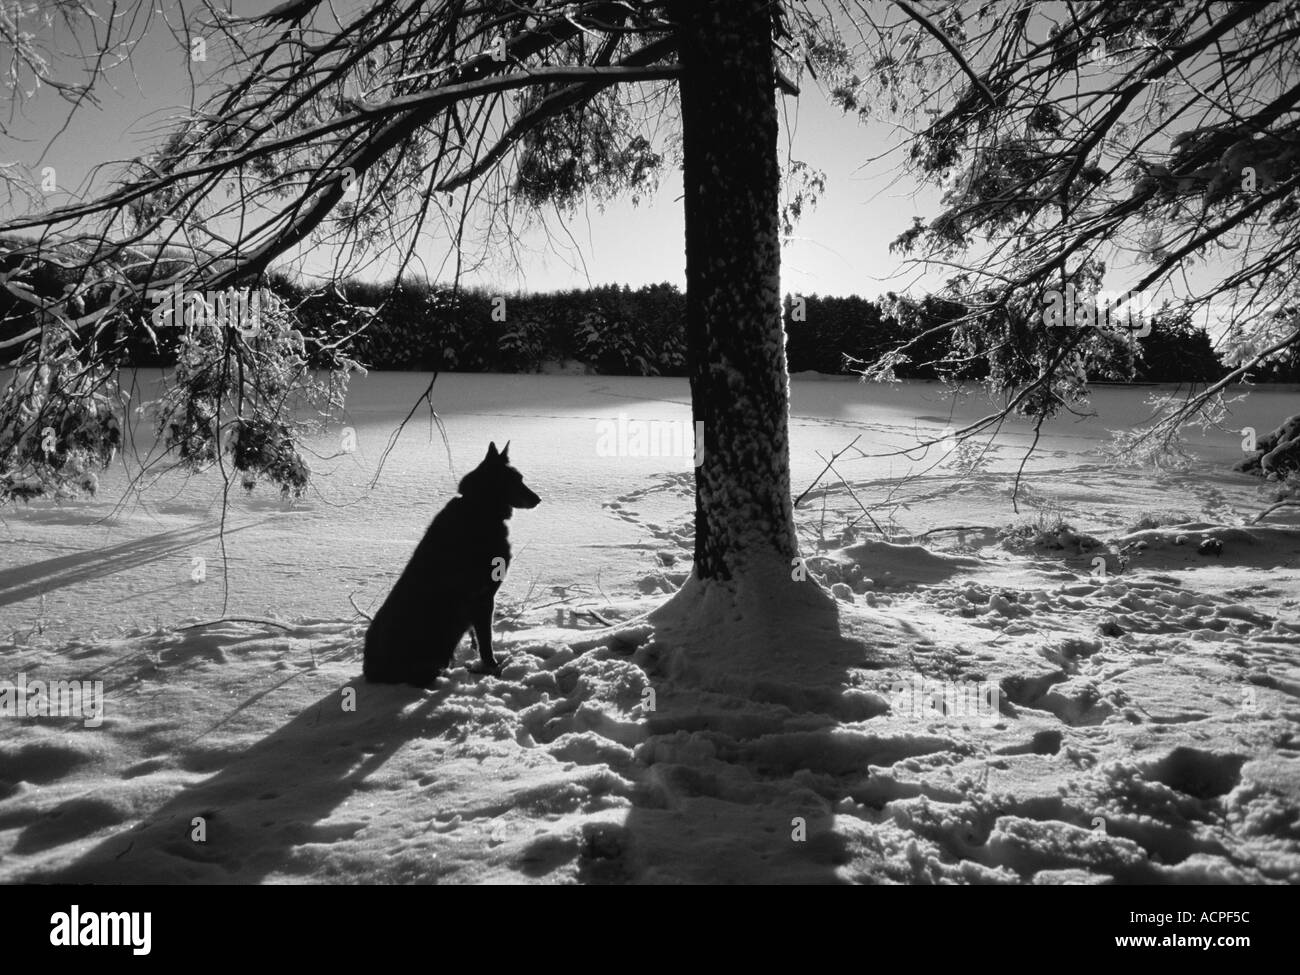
xmin=0 ymin=244 xmax=1293 ymax=381
xmin=266 ymin=278 xmax=1262 ymax=383
xmin=282 ymin=278 xmax=689 ymax=376
xmin=259 ymin=277 xmax=1251 ymax=382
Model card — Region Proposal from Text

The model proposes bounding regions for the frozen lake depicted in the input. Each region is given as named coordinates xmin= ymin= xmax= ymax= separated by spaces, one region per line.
xmin=1 ymin=372 xmax=1294 ymax=639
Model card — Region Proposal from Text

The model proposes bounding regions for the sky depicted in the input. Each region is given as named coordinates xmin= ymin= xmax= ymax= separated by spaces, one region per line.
xmin=0 ymin=0 xmax=1245 ymax=319
xmin=0 ymin=0 xmax=942 ymax=299
xmin=417 ymin=90 xmax=943 ymax=300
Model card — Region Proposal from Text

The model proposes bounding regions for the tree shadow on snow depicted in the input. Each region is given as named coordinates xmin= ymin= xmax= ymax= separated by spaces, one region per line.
xmin=0 ymin=521 xmax=266 ymax=610
xmin=527 ymin=580 xmax=883 ymax=884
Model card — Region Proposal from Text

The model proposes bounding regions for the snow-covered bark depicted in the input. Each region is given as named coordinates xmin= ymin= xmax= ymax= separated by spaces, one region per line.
xmin=677 ymin=0 xmax=800 ymax=584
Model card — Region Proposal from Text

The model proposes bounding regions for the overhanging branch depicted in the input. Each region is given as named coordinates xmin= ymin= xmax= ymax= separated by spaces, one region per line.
xmin=893 ymin=0 xmax=997 ymax=109
xmin=2 ymin=64 xmax=681 ymax=240
xmin=436 ymin=36 xmax=677 ymax=192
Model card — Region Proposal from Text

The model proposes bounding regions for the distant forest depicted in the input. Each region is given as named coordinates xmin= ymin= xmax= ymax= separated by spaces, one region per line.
xmin=2 ymin=253 xmax=1294 ymax=382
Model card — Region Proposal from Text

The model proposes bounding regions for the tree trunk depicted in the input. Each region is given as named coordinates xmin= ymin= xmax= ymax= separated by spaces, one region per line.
xmin=677 ymin=0 xmax=797 ymax=582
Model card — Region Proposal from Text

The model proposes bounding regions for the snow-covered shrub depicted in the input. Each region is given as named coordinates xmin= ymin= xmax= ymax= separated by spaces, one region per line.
xmin=142 ymin=293 xmax=353 ymax=499
xmin=0 ymin=339 xmax=121 ymax=503
xmin=1129 ymin=509 xmax=1194 ymax=531
xmin=498 ymin=318 xmax=547 ymax=372
xmin=1000 ymin=512 xmax=1102 ymax=554
xmin=574 ymin=307 xmax=656 ymax=375
xmin=1237 ymin=413 xmax=1300 ymax=481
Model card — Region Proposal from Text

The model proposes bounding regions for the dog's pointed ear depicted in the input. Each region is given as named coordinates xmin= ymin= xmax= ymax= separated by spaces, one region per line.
xmin=501 ymin=441 xmax=510 ymax=462
xmin=486 ymin=441 xmax=499 ymax=460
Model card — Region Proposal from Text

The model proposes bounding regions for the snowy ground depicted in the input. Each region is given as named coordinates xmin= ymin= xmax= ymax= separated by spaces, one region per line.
xmin=1 ymin=373 xmax=1298 ymax=883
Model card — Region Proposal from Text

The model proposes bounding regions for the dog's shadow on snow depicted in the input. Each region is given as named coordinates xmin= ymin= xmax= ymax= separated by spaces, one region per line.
xmin=37 ymin=680 xmax=454 ymax=883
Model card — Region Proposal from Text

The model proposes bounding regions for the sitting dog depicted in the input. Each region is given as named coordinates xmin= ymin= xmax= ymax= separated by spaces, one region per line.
xmin=363 ymin=442 xmax=540 ymax=685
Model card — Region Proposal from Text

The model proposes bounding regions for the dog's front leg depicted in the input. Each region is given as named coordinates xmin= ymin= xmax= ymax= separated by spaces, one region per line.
xmin=467 ymin=594 xmax=500 ymax=674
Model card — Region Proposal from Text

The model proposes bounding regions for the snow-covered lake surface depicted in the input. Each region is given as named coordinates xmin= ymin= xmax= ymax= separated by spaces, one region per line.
xmin=1 ymin=372 xmax=1293 ymax=634
xmin=2 ymin=373 xmax=1298 ymax=883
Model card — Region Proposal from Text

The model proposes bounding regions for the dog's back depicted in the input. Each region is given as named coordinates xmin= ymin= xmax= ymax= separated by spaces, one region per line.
xmin=363 ymin=498 xmax=508 ymax=684
xmin=363 ymin=442 xmax=539 ymax=685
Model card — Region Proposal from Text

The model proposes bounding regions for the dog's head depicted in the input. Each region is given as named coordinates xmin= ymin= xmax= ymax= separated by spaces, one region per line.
xmin=458 ymin=441 xmax=541 ymax=515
